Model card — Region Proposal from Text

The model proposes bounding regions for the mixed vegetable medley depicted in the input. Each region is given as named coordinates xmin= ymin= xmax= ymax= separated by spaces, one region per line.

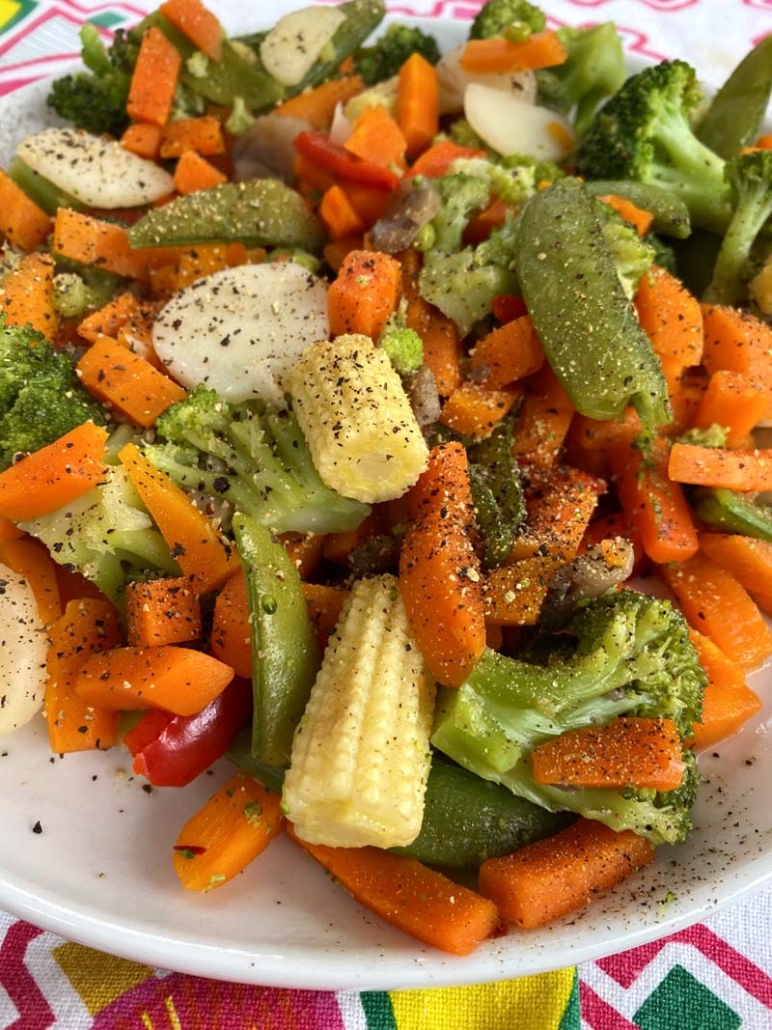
xmin=2 ymin=0 xmax=772 ymax=955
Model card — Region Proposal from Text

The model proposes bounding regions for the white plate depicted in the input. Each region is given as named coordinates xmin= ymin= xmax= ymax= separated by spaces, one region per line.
xmin=1 ymin=12 xmax=772 ymax=992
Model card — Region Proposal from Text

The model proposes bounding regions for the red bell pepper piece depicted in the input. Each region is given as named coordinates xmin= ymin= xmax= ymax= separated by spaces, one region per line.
xmin=293 ymin=130 xmax=401 ymax=189
xmin=124 ymin=675 xmax=253 ymax=787
xmin=492 ymin=294 xmax=529 ymax=324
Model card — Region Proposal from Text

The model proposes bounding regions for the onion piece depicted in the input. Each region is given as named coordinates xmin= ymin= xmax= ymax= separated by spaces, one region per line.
xmin=0 ymin=562 xmax=49 ymax=737
xmin=260 ymin=6 xmax=345 ymax=87
xmin=232 ymin=114 xmax=311 ymax=184
xmin=16 ymin=127 xmax=173 ymax=209
xmin=152 ymin=262 xmax=330 ymax=409
xmin=464 ymin=84 xmax=575 ymax=162
xmin=437 ymin=44 xmax=536 ymax=115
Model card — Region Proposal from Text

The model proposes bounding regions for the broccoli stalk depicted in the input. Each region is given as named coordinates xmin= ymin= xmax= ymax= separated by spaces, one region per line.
xmin=536 ymin=23 xmax=626 ymax=138
xmin=577 ymin=60 xmax=732 ymax=234
xmin=352 ymin=23 xmax=441 ymax=86
xmin=0 ymin=315 xmax=106 ymax=471
xmin=416 ymin=158 xmax=535 ymax=335
xmin=19 ymin=464 xmax=180 ymax=604
xmin=431 ymin=589 xmax=706 ymax=844
xmin=703 ymin=150 xmax=772 ymax=305
xmin=142 ymin=386 xmax=370 ymax=535
xmin=469 ymin=0 xmax=546 ymax=41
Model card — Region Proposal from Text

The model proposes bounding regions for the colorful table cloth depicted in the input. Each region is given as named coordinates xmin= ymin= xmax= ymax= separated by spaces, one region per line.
xmin=1 ymin=2 xmax=772 ymax=1027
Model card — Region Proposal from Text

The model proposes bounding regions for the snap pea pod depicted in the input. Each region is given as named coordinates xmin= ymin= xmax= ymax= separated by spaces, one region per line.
xmin=584 ymin=180 xmax=691 ymax=239
xmin=696 ymin=34 xmax=772 ymax=159
xmin=513 ymin=176 xmax=670 ymax=433
xmin=233 ymin=514 xmax=319 ymax=767
xmin=226 ymin=733 xmax=572 ymax=869
xmin=467 ymin=418 xmax=526 ymax=568
xmin=391 ymin=756 xmax=574 ymax=868
xmin=692 ymin=487 xmax=772 ymax=542
xmin=127 ymin=180 xmax=326 ymax=252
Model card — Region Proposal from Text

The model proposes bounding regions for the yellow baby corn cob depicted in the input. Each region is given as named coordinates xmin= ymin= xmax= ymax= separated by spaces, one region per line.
xmin=287 ymin=333 xmax=429 ymax=503
xmin=282 ymin=572 xmax=436 ymax=849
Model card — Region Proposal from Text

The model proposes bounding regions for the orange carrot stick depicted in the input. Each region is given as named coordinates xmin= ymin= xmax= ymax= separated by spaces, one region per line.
xmin=288 ymin=826 xmax=500 ymax=956
xmin=396 ymin=52 xmax=439 ymax=159
xmin=699 ymin=532 xmax=772 ymax=615
xmin=0 ymin=251 xmax=59 ymax=338
xmin=478 ymin=819 xmax=655 ymax=929
xmin=160 ymin=0 xmax=224 ymax=60
xmin=439 ymin=381 xmax=521 ymax=439
xmin=328 ymin=248 xmax=402 ymax=340
xmin=658 ymin=552 xmax=772 ymax=671
xmin=668 ymin=442 xmax=772 ymax=492
xmin=77 ymin=334 xmax=187 ymax=428
xmin=127 ymin=26 xmax=182 ymax=126
xmin=173 ymin=772 xmax=284 ymax=891
xmin=124 ymin=576 xmax=202 ymax=648
xmin=273 ymin=75 xmax=365 ymax=128
xmin=0 ymin=536 xmax=62 ymax=628
xmin=209 ymin=568 xmax=253 ymax=679
xmin=119 ymin=442 xmax=236 ymax=593
xmin=531 ymin=717 xmax=686 ymax=791
xmin=159 ymin=115 xmax=225 ymax=158
xmin=692 ymin=370 xmax=769 ymax=449
xmin=399 ymin=443 xmax=486 ymax=686
xmin=74 ymin=643 xmax=234 ymax=715
xmin=688 ymin=628 xmax=762 ymax=750
xmin=344 ymin=104 xmax=407 ymax=170
xmin=0 ymin=168 xmax=52 ymax=252
xmin=172 ymin=149 xmax=228 ymax=195
xmin=635 ymin=266 xmax=703 ymax=390
xmin=460 ymin=32 xmax=568 ymax=73
xmin=510 ymin=364 xmax=575 ymax=469
xmin=598 ymin=194 xmax=654 ymax=236
xmin=0 ymin=422 xmax=108 ymax=522
xmin=468 ymin=314 xmax=545 ymax=389
xmin=45 ymin=597 xmax=121 ymax=754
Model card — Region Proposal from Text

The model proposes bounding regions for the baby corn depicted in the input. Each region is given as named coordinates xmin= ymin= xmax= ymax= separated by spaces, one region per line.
xmin=282 ymin=573 xmax=435 ymax=849
xmin=287 ymin=333 xmax=428 ymax=503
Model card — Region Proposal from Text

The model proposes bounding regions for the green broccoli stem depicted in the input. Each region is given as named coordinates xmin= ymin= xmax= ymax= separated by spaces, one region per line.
xmin=646 ymin=113 xmax=731 ymax=234
xmin=703 ymin=171 xmax=772 ymax=305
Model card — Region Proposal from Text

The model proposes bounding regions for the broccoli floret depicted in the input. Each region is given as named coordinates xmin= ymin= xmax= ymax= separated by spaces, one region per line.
xmin=352 ymin=23 xmax=440 ymax=87
xmin=595 ymin=199 xmax=656 ymax=298
xmin=416 ymin=164 xmax=525 ymax=334
xmin=0 ymin=316 xmax=106 ymax=471
xmin=469 ymin=0 xmax=546 ymax=41
xmin=431 ymin=589 xmax=707 ymax=844
xmin=19 ymin=464 xmax=180 ymax=604
xmin=536 ymin=23 xmax=626 ymax=138
xmin=577 ymin=60 xmax=731 ymax=234
xmin=47 ymin=24 xmax=137 ymax=137
xmin=703 ymin=150 xmax=772 ymax=306
xmin=377 ymin=316 xmax=424 ymax=376
xmin=447 ymin=119 xmax=491 ymax=152
xmin=143 ymin=385 xmax=370 ymax=535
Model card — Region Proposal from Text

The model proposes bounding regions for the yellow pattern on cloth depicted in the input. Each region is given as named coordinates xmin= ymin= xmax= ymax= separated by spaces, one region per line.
xmin=389 ymin=970 xmax=576 ymax=1030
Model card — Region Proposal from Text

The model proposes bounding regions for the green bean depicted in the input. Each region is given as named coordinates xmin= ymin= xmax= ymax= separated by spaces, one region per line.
xmin=692 ymin=487 xmax=772 ymax=542
xmin=513 ymin=176 xmax=670 ymax=433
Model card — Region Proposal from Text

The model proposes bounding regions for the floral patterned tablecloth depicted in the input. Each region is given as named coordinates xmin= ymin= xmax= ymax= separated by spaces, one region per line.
xmin=2 ymin=2 xmax=772 ymax=1027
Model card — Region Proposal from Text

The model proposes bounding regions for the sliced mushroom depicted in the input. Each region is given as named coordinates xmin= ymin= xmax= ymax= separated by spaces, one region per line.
xmin=232 ymin=114 xmax=312 ymax=184
xmin=367 ymin=180 xmax=442 ymax=254
xmin=540 ymin=538 xmax=635 ymax=632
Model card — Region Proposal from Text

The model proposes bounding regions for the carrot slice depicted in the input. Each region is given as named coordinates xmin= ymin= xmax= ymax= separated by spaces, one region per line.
xmin=119 ymin=442 xmax=236 ymax=593
xmin=0 ymin=422 xmax=108 ymax=522
xmin=439 ymin=381 xmax=521 ymax=439
xmin=468 ymin=314 xmax=545 ymax=389
xmin=159 ymin=115 xmax=225 ymax=158
xmin=396 ymin=52 xmax=439 ymax=159
xmin=74 ymin=643 xmax=234 ymax=715
xmin=460 ymin=32 xmax=568 ymax=73
xmin=0 ymin=536 xmax=62 ymax=628
xmin=692 ymin=370 xmax=769 ymax=449
xmin=273 ymin=75 xmax=365 ymax=129
xmin=668 ymin=442 xmax=772 ymax=492
xmin=699 ymin=532 xmax=772 ymax=615
xmin=478 ymin=819 xmax=655 ymax=930
xmin=160 ymin=0 xmax=224 ymax=60
xmin=328 ymin=248 xmax=402 ymax=340
xmin=172 ymin=149 xmax=228 ymax=195
xmin=209 ymin=568 xmax=253 ymax=679
xmin=0 ymin=251 xmax=59 ymax=338
xmin=127 ymin=26 xmax=182 ymax=126
xmin=0 ymin=168 xmax=52 ymax=252
xmin=531 ymin=717 xmax=686 ymax=791
xmin=688 ymin=628 xmax=762 ymax=750
xmin=45 ymin=597 xmax=121 ymax=754
xmin=125 ymin=576 xmax=202 ymax=648
xmin=288 ymin=825 xmax=500 ymax=956
xmin=399 ymin=442 xmax=486 ymax=686
xmin=634 ymin=266 xmax=703 ymax=390
xmin=173 ymin=771 xmax=284 ymax=891
xmin=658 ymin=552 xmax=772 ymax=671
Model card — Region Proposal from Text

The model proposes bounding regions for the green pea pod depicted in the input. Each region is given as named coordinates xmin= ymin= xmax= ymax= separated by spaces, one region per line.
xmin=392 ymin=756 xmax=574 ymax=868
xmin=584 ymin=180 xmax=691 ymax=239
xmin=233 ymin=513 xmax=319 ymax=766
xmin=128 ymin=180 xmax=326 ymax=252
xmin=692 ymin=487 xmax=772 ymax=542
xmin=696 ymin=34 xmax=772 ymax=159
xmin=467 ymin=418 xmax=526 ymax=568
xmin=227 ymin=727 xmax=286 ymax=790
xmin=468 ymin=464 xmax=513 ymax=568
xmin=137 ymin=13 xmax=285 ymax=111
xmin=513 ymin=176 xmax=670 ymax=433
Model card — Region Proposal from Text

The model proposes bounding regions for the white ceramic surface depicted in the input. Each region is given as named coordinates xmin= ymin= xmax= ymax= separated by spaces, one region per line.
xmin=1 ymin=14 xmax=771 ymax=992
